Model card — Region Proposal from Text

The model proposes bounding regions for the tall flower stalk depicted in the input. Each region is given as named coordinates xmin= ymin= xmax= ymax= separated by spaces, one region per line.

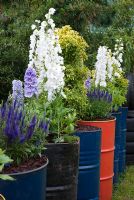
xmin=24 ymin=67 xmax=38 ymax=98
xmin=12 ymin=80 xmax=24 ymax=105
xmin=95 ymin=39 xmax=124 ymax=88
xmin=28 ymin=8 xmax=65 ymax=101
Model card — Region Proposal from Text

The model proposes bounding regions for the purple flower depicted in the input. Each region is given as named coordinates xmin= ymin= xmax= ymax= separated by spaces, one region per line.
xmin=85 ymin=77 xmax=91 ymax=89
xmin=12 ymin=80 xmax=24 ymax=105
xmin=0 ymin=103 xmax=7 ymax=119
xmin=39 ymin=119 xmax=50 ymax=134
xmin=26 ymin=116 xmax=37 ymax=140
xmin=87 ymin=89 xmax=112 ymax=103
xmin=24 ymin=67 xmax=38 ymax=98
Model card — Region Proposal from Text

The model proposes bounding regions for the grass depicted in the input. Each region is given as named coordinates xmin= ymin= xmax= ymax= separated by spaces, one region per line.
xmin=113 ymin=166 xmax=134 ymax=200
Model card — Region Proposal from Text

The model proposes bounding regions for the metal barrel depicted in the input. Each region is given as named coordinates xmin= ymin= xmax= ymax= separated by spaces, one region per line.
xmin=119 ymin=107 xmax=128 ymax=173
xmin=78 ymin=119 xmax=115 ymax=200
xmin=0 ymin=159 xmax=48 ymax=200
xmin=75 ymin=127 xmax=101 ymax=200
xmin=45 ymin=142 xmax=79 ymax=200
xmin=112 ymin=112 xmax=121 ymax=184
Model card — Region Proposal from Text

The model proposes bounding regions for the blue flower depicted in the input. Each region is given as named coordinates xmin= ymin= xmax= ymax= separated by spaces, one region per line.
xmin=12 ymin=80 xmax=24 ymax=105
xmin=87 ymin=89 xmax=112 ymax=103
xmin=24 ymin=67 xmax=38 ymax=98
xmin=85 ymin=77 xmax=91 ymax=89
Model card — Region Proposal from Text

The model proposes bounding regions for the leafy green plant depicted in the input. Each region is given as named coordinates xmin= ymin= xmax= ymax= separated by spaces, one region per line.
xmin=25 ymin=95 xmax=77 ymax=143
xmin=107 ymin=73 xmax=128 ymax=110
xmin=0 ymin=101 xmax=48 ymax=165
xmin=57 ymin=25 xmax=89 ymax=118
xmin=0 ymin=148 xmax=13 ymax=180
xmin=86 ymin=88 xmax=112 ymax=120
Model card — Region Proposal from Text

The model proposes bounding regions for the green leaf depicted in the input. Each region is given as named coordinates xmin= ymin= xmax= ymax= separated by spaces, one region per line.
xmin=0 ymin=174 xmax=14 ymax=181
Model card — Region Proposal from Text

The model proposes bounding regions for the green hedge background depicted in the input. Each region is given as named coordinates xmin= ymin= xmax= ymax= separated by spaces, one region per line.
xmin=0 ymin=0 xmax=134 ymax=100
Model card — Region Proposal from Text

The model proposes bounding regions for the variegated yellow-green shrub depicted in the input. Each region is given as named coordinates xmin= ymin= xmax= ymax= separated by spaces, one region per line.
xmin=57 ymin=26 xmax=89 ymax=118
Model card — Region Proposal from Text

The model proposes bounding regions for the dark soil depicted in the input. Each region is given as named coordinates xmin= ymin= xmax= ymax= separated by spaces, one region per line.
xmin=2 ymin=156 xmax=47 ymax=174
xmin=91 ymin=116 xmax=115 ymax=121
xmin=76 ymin=125 xmax=100 ymax=132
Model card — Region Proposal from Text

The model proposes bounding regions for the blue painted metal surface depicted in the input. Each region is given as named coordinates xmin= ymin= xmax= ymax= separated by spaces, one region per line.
xmin=0 ymin=160 xmax=48 ymax=200
xmin=119 ymin=107 xmax=128 ymax=173
xmin=75 ymin=128 xmax=101 ymax=200
xmin=112 ymin=112 xmax=121 ymax=184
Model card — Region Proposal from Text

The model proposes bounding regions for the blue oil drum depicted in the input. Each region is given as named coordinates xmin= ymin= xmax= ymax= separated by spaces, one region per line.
xmin=112 ymin=112 xmax=121 ymax=184
xmin=0 ymin=158 xmax=48 ymax=200
xmin=118 ymin=107 xmax=128 ymax=173
xmin=75 ymin=127 xmax=101 ymax=200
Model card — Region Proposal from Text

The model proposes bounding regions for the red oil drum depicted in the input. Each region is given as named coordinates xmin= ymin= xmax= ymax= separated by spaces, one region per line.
xmin=78 ymin=119 xmax=116 ymax=200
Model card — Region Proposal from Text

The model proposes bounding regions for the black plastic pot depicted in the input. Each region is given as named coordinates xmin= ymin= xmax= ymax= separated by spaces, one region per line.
xmin=127 ymin=73 xmax=134 ymax=110
xmin=0 ymin=159 xmax=48 ymax=200
xmin=45 ymin=142 xmax=79 ymax=200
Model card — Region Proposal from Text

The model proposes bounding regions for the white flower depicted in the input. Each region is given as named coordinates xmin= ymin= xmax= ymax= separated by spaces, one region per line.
xmin=31 ymin=24 xmax=36 ymax=30
xmin=49 ymin=8 xmax=56 ymax=15
xmin=100 ymin=81 xmax=107 ymax=87
xmin=45 ymin=13 xmax=50 ymax=20
xmin=35 ymin=20 xmax=41 ymax=23
xmin=95 ymin=46 xmax=108 ymax=87
xmin=114 ymin=72 xmax=120 ymax=78
xmin=27 ymin=8 xmax=65 ymax=101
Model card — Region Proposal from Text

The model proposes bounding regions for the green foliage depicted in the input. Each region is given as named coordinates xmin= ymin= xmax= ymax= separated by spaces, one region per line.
xmin=57 ymin=25 xmax=89 ymax=118
xmin=25 ymin=95 xmax=77 ymax=143
xmin=57 ymin=25 xmax=88 ymax=64
xmin=0 ymin=148 xmax=13 ymax=180
xmin=86 ymin=0 xmax=134 ymax=73
xmin=107 ymin=73 xmax=129 ymax=110
xmin=88 ymin=99 xmax=112 ymax=120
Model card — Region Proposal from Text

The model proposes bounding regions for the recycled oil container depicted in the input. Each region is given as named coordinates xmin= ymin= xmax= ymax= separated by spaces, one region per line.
xmin=112 ymin=112 xmax=121 ymax=184
xmin=78 ymin=118 xmax=115 ymax=200
xmin=75 ymin=126 xmax=101 ymax=200
xmin=0 ymin=158 xmax=48 ymax=200
xmin=45 ymin=142 xmax=79 ymax=200
xmin=118 ymin=107 xmax=128 ymax=173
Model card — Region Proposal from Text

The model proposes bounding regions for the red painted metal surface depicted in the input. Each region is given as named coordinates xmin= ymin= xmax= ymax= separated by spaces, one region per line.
xmin=78 ymin=119 xmax=116 ymax=200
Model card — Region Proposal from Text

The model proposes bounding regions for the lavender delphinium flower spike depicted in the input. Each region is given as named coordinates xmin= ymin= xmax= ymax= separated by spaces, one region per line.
xmin=24 ymin=67 xmax=38 ymax=98
xmin=12 ymin=80 xmax=24 ymax=105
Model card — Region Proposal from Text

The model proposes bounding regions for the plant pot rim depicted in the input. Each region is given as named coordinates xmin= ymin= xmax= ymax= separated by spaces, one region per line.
xmin=46 ymin=141 xmax=80 ymax=146
xmin=2 ymin=158 xmax=49 ymax=177
xmin=112 ymin=111 xmax=122 ymax=114
xmin=77 ymin=118 xmax=116 ymax=123
xmin=75 ymin=128 xmax=101 ymax=133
